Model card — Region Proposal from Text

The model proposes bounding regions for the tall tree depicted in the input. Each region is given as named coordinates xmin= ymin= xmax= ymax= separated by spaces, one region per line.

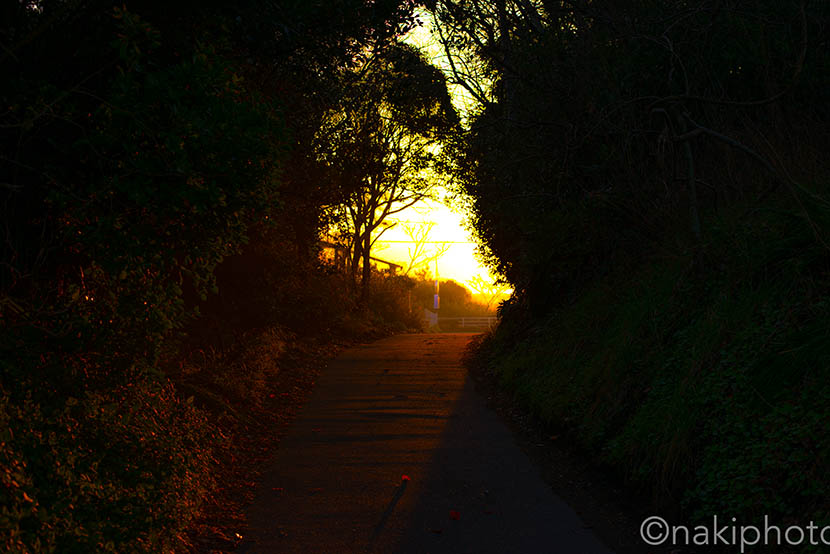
xmin=318 ymin=42 xmax=458 ymax=301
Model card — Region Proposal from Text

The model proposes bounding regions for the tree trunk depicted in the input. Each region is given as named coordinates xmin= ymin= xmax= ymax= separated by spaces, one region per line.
xmin=360 ymin=227 xmax=372 ymax=304
xmin=677 ymin=113 xmax=702 ymax=241
xmin=350 ymin=227 xmax=363 ymax=289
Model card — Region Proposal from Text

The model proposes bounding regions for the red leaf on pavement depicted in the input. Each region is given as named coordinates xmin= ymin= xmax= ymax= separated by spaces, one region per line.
xmin=449 ymin=510 xmax=460 ymax=521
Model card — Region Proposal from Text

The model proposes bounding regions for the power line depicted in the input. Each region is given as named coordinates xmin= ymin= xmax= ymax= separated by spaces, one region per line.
xmin=374 ymin=240 xmax=476 ymax=244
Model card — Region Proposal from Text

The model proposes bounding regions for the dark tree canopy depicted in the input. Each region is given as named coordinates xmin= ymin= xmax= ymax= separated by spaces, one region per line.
xmin=429 ymin=0 xmax=830 ymax=528
xmin=0 ymin=1 xmax=431 ymax=550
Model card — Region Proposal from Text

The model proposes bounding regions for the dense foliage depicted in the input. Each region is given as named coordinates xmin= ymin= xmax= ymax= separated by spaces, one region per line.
xmin=0 ymin=1 xmax=430 ymax=551
xmin=435 ymin=0 xmax=830 ymax=529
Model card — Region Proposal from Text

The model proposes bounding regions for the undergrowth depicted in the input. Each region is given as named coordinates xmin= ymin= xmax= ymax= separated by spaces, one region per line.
xmin=1 ymin=269 xmax=419 ymax=552
xmin=479 ymin=201 xmax=830 ymax=537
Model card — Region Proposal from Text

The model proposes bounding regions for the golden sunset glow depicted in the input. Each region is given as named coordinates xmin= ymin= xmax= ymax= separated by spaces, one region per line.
xmin=371 ymin=198 xmax=479 ymax=282
xmin=379 ymin=16 xmax=506 ymax=296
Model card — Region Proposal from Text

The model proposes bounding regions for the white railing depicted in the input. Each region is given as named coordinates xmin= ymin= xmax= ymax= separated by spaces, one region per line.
xmin=437 ymin=316 xmax=498 ymax=329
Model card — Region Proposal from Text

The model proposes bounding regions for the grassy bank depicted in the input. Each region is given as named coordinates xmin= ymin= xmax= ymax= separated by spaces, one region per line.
xmin=1 ymin=267 xmax=420 ymax=553
xmin=478 ymin=205 xmax=830 ymax=528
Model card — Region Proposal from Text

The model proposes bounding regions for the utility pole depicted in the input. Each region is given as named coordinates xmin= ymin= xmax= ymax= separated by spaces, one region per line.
xmin=433 ymin=257 xmax=440 ymax=310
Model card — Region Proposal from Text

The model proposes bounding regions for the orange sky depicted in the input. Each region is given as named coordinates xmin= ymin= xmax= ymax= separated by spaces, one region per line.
xmin=371 ymin=197 xmax=483 ymax=284
xmin=369 ymin=16 xmax=504 ymax=292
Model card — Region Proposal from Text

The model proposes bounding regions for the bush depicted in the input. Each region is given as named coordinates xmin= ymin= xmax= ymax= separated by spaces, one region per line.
xmin=1 ymin=373 xmax=214 ymax=553
xmin=479 ymin=203 xmax=830 ymax=525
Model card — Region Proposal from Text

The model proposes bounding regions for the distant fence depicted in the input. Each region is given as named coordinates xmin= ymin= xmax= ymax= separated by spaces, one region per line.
xmin=437 ymin=316 xmax=498 ymax=330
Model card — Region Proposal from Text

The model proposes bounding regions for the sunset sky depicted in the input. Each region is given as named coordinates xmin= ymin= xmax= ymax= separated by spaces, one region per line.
xmin=371 ymin=197 xmax=483 ymax=283
xmin=373 ymin=16 xmax=500 ymax=289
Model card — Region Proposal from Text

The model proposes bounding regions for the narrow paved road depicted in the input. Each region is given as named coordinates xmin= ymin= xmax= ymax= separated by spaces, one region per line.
xmin=239 ymin=333 xmax=613 ymax=554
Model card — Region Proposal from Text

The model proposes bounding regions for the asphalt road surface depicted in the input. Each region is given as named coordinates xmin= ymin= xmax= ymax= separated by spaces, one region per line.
xmin=239 ymin=333 xmax=613 ymax=554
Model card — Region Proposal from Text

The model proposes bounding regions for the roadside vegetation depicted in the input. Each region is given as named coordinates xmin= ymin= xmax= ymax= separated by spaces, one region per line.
xmin=0 ymin=1 xmax=437 ymax=551
xmin=5 ymin=0 xmax=828 ymax=550
xmin=432 ymin=0 xmax=830 ymax=532
xmin=411 ymin=276 xmax=494 ymax=331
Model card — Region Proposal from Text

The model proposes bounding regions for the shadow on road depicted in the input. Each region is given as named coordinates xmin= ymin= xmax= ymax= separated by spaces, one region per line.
xmin=239 ymin=333 xmax=612 ymax=554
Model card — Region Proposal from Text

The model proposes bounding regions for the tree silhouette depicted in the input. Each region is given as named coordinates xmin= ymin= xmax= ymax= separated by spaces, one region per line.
xmin=401 ymin=221 xmax=451 ymax=276
xmin=465 ymin=274 xmax=509 ymax=310
xmin=317 ymin=42 xmax=458 ymax=302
